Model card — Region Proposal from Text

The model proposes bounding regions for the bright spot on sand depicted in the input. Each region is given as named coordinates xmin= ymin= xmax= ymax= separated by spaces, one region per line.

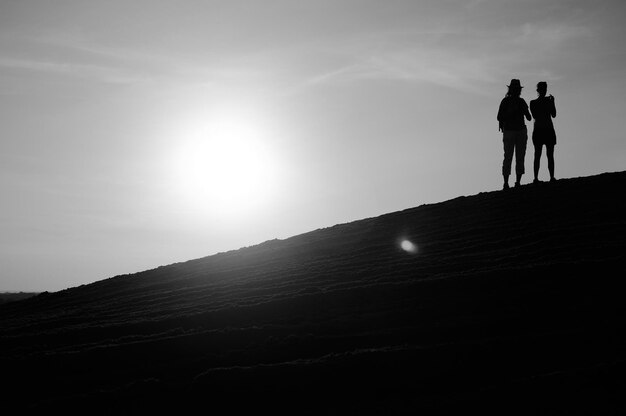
xmin=400 ymin=239 xmax=418 ymax=254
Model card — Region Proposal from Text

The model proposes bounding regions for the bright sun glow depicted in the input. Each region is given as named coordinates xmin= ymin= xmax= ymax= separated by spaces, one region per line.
xmin=170 ymin=110 xmax=279 ymax=220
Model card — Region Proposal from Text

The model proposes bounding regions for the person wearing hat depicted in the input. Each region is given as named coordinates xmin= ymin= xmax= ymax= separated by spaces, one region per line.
xmin=530 ymin=81 xmax=557 ymax=183
xmin=497 ymin=79 xmax=532 ymax=189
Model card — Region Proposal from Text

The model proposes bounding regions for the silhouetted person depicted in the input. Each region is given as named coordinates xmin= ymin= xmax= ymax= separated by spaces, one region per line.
xmin=497 ymin=79 xmax=532 ymax=190
xmin=530 ymin=81 xmax=557 ymax=183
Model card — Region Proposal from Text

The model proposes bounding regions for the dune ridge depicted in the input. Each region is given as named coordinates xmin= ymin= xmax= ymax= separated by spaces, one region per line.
xmin=1 ymin=171 xmax=625 ymax=414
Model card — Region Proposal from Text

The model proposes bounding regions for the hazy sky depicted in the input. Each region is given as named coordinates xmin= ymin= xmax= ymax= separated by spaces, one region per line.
xmin=1 ymin=0 xmax=625 ymax=292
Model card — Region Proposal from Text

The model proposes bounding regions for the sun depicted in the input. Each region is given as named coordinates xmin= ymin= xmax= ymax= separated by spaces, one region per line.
xmin=171 ymin=112 xmax=278 ymax=219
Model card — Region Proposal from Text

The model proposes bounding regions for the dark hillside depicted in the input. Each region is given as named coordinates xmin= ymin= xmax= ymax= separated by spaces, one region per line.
xmin=0 ymin=292 xmax=38 ymax=304
xmin=2 ymin=171 xmax=626 ymax=414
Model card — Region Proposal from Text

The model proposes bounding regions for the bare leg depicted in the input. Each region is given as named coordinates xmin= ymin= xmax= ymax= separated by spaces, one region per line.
xmin=546 ymin=144 xmax=555 ymax=180
xmin=514 ymin=132 xmax=527 ymax=186
xmin=533 ymin=144 xmax=543 ymax=181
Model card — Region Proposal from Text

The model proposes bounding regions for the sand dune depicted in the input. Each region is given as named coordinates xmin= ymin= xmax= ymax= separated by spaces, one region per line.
xmin=2 ymin=171 xmax=625 ymax=414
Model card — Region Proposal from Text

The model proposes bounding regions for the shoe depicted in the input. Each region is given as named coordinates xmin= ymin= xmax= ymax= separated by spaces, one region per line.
xmin=514 ymin=181 xmax=520 ymax=188
xmin=503 ymin=183 xmax=510 ymax=190
xmin=533 ymin=179 xmax=541 ymax=184
xmin=550 ymin=177 xmax=557 ymax=182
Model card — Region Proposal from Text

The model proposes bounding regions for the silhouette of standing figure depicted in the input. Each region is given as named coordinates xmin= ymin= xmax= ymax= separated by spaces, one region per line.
xmin=497 ymin=79 xmax=532 ymax=190
xmin=530 ymin=81 xmax=557 ymax=183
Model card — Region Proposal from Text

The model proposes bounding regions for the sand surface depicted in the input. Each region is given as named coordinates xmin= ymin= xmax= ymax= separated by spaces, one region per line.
xmin=1 ymin=171 xmax=625 ymax=414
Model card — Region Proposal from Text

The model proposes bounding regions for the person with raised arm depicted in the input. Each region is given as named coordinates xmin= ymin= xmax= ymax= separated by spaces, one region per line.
xmin=530 ymin=81 xmax=557 ymax=183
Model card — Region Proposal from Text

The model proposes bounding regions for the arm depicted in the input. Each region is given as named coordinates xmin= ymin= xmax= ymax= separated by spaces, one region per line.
xmin=497 ymin=98 xmax=506 ymax=131
xmin=523 ymin=99 xmax=531 ymax=121
xmin=497 ymin=99 xmax=504 ymax=122
xmin=550 ymin=95 xmax=556 ymax=118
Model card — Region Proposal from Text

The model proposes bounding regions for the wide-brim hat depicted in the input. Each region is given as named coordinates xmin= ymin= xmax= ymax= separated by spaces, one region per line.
xmin=507 ymin=79 xmax=523 ymax=89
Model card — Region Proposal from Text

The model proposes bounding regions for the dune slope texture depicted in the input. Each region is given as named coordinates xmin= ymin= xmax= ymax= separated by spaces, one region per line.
xmin=2 ymin=172 xmax=626 ymax=414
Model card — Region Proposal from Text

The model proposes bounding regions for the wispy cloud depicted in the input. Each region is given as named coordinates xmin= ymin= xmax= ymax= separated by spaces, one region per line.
xmin=0 ymin=56 xmax=152 ymax=85
xmin=0 ymin=6 xmax=600 ymax=97
xmin=39 ymin=35 xmax=166 ymax=64
xmin=286 ymin=18 xmax=597 ymax=96
xmin=18 ymin=35 xmax=279 ymax=91
xmin=517 ymin=22 xmax=594 ymax=47
xmin=286 ymin=33 xmax=502 ymax=96
xmin=0 ymin=34 xmax=188 ymax=87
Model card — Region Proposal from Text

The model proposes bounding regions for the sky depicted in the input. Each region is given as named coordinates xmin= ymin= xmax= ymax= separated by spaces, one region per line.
xmin=1 ymin=0 xmax=625 ymax=292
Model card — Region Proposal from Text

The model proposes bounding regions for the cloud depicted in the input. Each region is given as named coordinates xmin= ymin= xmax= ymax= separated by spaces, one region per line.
xmin=288 ymin=35 xmax=501 ymax=96
xmin=38 ymin=35 xmax=166 ymax=64
xmin=517 ymin=22 xmax=594 ymax=46
xmin=0 ymin=56 xmax=151 ymax=85
xmin=0 ymin=35 xmax=191 ymax=87
xmin=26 ymin=35 xmax=282 ymax=92
xmin=287 ymin=17 xmax=597 ymax=96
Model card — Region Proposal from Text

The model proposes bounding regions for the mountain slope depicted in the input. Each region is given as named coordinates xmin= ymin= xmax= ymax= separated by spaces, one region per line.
xmin=2 ymin=171 xmax=626 ymax=414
